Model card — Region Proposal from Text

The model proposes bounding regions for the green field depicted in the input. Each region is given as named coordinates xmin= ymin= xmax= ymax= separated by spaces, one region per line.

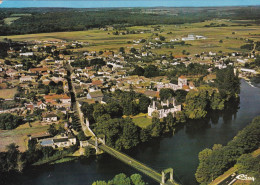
xmin=132 ymin=115 xmax=152 ymax=128
xmin=1 ymin=19 xmax=260 ymax=56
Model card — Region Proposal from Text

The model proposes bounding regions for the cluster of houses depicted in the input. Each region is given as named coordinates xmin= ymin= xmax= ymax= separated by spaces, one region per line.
xmin=0 ymin=30 xmax=259 ymax=151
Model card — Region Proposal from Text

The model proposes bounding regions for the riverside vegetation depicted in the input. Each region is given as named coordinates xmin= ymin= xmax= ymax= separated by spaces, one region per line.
xmin=195 ymin=116 xmax=260 ymax=184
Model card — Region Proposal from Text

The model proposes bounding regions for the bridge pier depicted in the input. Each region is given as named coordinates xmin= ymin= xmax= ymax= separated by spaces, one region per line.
xmin=161 ymin=172 xmax=165 ymax=184
xmin=161 ymin=168 xmax=174 ymax=184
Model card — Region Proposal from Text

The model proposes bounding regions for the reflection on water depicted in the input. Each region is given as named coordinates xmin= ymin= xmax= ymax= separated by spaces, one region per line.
xmin=3 ymin=80 xmax=260 ymax=185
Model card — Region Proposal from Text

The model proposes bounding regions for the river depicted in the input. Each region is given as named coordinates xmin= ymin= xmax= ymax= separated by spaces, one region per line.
xmin=4 ymin=79 xmax=260 ymax=185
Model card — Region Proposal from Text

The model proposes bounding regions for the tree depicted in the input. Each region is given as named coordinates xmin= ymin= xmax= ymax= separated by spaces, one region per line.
xmin=159 ymin=88 xmax=175 ymax=101
xmin=140 ymin=128 xmax=150 ymax=142
xmin=130 ymin=174 xmax=145 ymax=185
xmin=47 ymin=124 xmax=58 ymax=136
xmin=175 ymin=89 xmax=188 ymax=104
xmin=210 ymin=91 xmax=225 ymax=110
xmin=105 ymin=102 xmax=122 ymax=118
xmin=130 ymin=47 xmax=137 ymax=54
xmin=150 ymin=117 xmax=162 ymax=137
xmin=144 ymin=65 xmax=160 ymax=78
xmin=109 ymin=173 xmax=131 ymax=185
xmin=93 ymin=104 xmax=106 ymax=121
xmin=41 ymin=146 xmax=55 ymax=158
xmin=215 ymin=66 xmax=240 ymax=99
xmin=196 ymin=116 xmax=260 ymax=184
xmin=81 ymin=102 xmax=94 ymax=123
xmin=16 ymin=154 xmax=25 ymax=172
xmin=184 ymin=89 xmax=208 ymax=119
xmin=138 ymin=96 xmax=151 ymax=113
xmin=165 ymin=113 xmax=175 ymax=131
xmin=120 ymin=118 xmax=139 ymax=149
xmin=85 ymin=146 xmax=95 ymax=158
xmin=0 ymin=113 xmax=23 ymax=130
xmin=159 ymin=36 xmax=166 ymax=41
xmin=119 ymin=47 xmax=125 ymax=54
xmin=132 ymin=66 xmax=144 ymax=76
xmin=77 ymin=130 xmax=87 ymax=141
xmin=5 ymin=143 xmax=19 ymax=172
xmin=236 ymin=154 xmax=260 ymax=179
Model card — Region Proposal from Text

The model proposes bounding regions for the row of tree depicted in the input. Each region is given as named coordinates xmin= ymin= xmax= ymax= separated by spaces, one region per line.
xmin=195 ymin=116 xmax=260 ymax=183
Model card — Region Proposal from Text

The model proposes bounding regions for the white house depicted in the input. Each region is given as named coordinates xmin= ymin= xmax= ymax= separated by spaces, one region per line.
xmin=42 ymin=113 xmax=58 ymax=122
xmin=20 ymin=76 xmax=33 ymax=83
xmin=20 ymin=52 xmax=34 ymax=57
xmin=39 ymin=136 xmax=77 ymax=148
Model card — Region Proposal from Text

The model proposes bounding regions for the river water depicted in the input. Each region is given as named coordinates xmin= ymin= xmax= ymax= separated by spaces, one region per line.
xmin=4 ymin=79 xmax=260 ymax=185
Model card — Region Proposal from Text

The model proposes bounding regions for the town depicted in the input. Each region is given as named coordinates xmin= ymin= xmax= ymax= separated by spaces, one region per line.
xmin=0 ymin=14 xmax=260 ymax=185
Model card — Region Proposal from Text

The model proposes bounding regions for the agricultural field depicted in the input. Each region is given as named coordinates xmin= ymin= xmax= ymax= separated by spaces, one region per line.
xmin=3 ymin=13 xmax=31 ymax=25
xmin=4 ymin=17 xmax=21 ymax=25
xmin=0 ymin=88 xmax=17 ymax=99
xmin=1 ymin=19 xmax=260 ymax=56
xmin=0 ymin=121 xmax=48 ymax=152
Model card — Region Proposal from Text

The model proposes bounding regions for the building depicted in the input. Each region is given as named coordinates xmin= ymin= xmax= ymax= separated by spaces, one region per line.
xmin=44 ymin=94 xmax=71 ymax=104
xmin=20 ymin=75 xmax=34 ymax=83
xmin=42 ymin=112 xmax=58 ymax=122
xmin=20 ymin=52 xmax=34 ymax=57
xmin=182 ymin=34 xmax=206 ymax=41
xmin=39 ymin=136 xmax=76 ymax=148
xmin=148 ymin=99 xmax=181 ymax=119
xmin=178 ymin=76 xmax=188 ymax=88
xmin=87 ymin=90 xmax=104 ymax=102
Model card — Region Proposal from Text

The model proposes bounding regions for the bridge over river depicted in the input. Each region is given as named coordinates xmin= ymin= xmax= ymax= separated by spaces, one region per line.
xmin=66 ymin=63 xmax=179 ymax=185
xmin=88 ymin=139 xmax=179 ymax=185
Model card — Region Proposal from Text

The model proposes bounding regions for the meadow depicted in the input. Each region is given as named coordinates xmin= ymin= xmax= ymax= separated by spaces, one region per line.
xmin=1 ymin=19 xmax=260 ymax=56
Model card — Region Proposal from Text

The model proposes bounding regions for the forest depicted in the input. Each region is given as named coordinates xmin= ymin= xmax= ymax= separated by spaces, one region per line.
xmin=0 ymin=7 xmax=260 ymax=35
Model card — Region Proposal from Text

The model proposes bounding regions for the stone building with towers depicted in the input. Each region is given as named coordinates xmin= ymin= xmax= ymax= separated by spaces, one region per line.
xmin=148 ymin=98 xmax=181 ymax=119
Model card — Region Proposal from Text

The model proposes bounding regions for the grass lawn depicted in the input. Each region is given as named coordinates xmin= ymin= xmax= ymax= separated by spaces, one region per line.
xmin=132 ymin=114 xmax=152 ymax=128
xmin=0 ymin=88 xmax=17 ymax=99
xmin=0 ymin=121 xmax=48 ymax=152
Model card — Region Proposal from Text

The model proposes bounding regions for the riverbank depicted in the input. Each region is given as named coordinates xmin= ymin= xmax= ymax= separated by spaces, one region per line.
xmin=210 ymin=148 xmax=260 ymax=185
xmin=241 ymin=76 xmax=260 ymax=88
xmin=3 ymin=79 xmax=260 ymax=185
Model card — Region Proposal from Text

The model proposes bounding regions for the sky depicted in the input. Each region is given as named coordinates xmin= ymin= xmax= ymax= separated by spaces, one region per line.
xmin=0 ymin=0 xmax=260 ymax=8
